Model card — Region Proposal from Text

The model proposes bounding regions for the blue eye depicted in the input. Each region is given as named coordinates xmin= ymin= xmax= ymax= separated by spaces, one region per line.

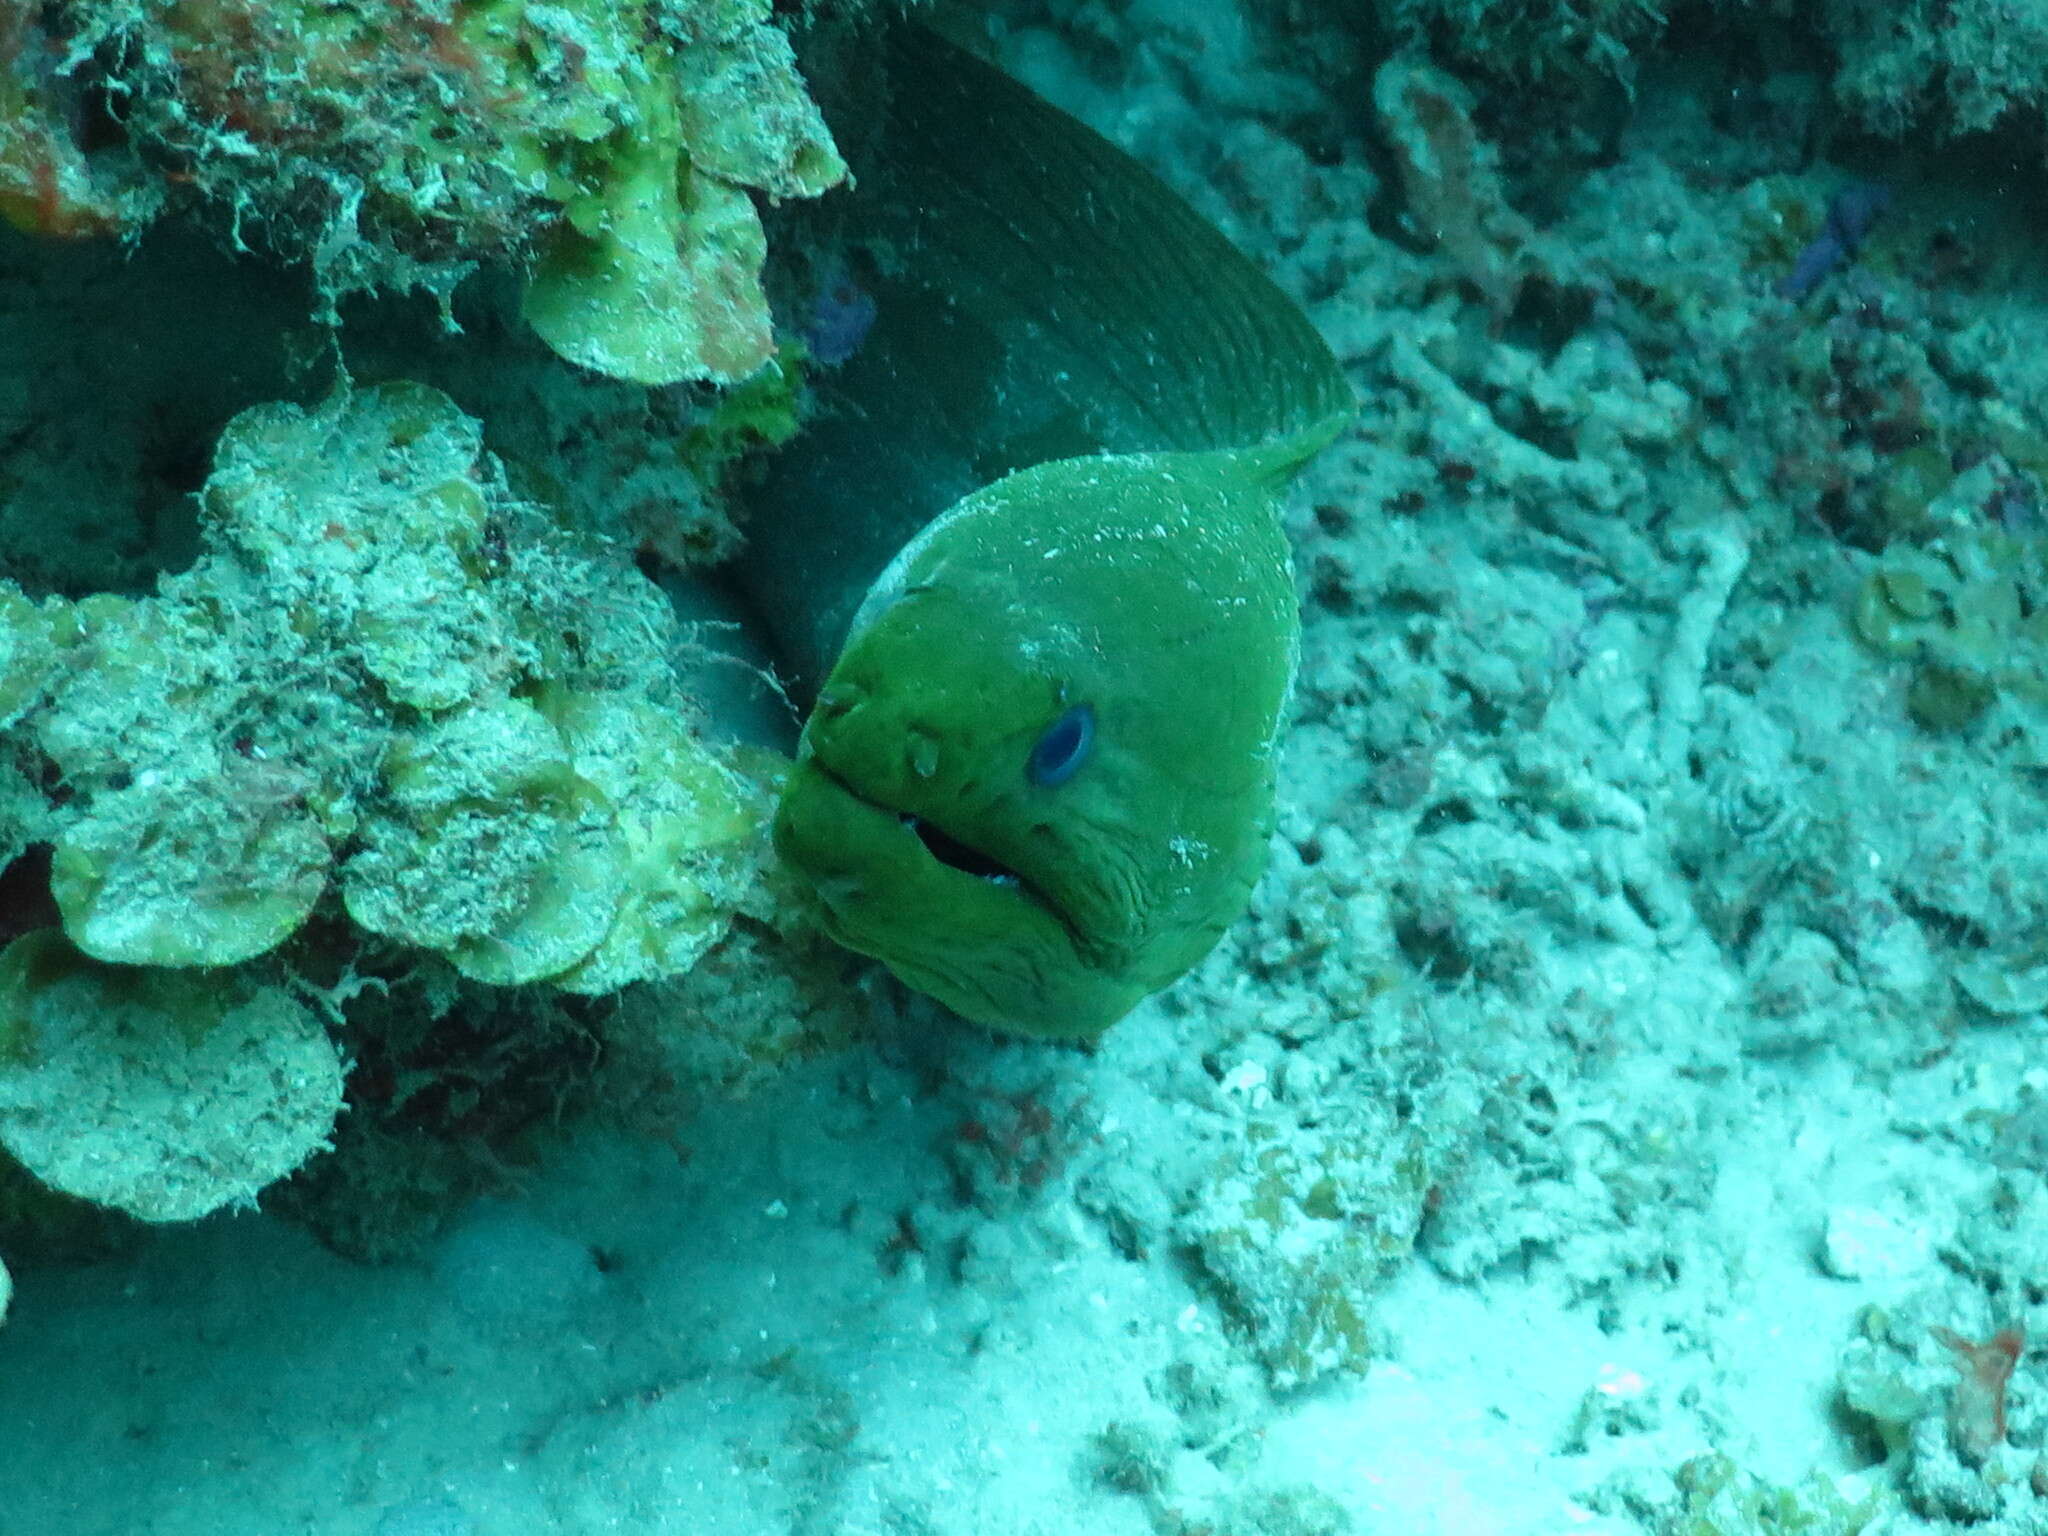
xmin=1028 ymin=703 xmax=1095 ymax=788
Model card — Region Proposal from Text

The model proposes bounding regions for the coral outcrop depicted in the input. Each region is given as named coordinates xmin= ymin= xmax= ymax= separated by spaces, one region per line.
xmin=1 ymin=0 xmax=849 ymax=383
xmin=0 ymin=930 xmax=345 ymax=1222
xmin=21 ymin=380 xmax=769 ymax=986
xmin=0 ymin=379 xmax=772 ymax=1223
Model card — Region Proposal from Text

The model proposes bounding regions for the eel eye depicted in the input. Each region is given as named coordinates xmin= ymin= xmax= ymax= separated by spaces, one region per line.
xmin=1028 ymin=703 xmax=1095 ymax=788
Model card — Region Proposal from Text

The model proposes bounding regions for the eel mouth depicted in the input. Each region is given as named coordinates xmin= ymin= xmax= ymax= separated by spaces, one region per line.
xmin=891 ymin=802 xmax=1090 ymax=955
xmin=902 ymin=811 xmax=1020 ymax=886
xmin=798 ymin=758 xmax=1085 ymax=949
xmin=775 ymin=754 xmax=1136 ymax=1039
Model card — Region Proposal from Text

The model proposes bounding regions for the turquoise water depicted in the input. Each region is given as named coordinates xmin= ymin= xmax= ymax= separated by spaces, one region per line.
xmin=3 ymin=3 xmax=2048 ymax=1533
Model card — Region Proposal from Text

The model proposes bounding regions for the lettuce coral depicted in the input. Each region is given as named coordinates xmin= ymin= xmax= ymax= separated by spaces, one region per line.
xmin=16 ymin=380 xmax=766 ymax=984
xmin=0 ymin=930 xmax=345 ymax=1222
xmin=0 ymin=378 xmax=776 ymax=1226
xmin=341 ymin=694 xmax=630 ymax=986
xmin=537 ymin=689 xmax=769 ymax=995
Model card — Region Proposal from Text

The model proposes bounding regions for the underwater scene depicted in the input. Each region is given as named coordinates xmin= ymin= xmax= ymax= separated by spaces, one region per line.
xmin=1 ymin=0 xmax=2047 ymax=1531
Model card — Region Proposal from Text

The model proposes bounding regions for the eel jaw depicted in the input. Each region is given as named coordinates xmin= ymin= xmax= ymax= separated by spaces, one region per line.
xmin=773 ymin=755 xmax=1091 ymax=993
xmin=772 ymin=755 xmax=1148 ymax=1039
xmin=900 ymin=810 xmax=1020 ymax=887
xmin=825 ymin=764 xmax=1079 ymax=944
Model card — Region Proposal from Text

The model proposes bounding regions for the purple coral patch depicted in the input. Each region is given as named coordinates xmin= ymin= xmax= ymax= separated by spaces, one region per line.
xmin=803 ymin=266 xmax=879 ymax=366
xmin=1777 ymin=181 xmax=1891 ymax=300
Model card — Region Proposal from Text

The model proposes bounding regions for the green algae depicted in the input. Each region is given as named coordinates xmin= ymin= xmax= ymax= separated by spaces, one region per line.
xmin=1853 ymin=519 xmax=2048 ymax=739
xmin=1659 ymin=1454 xmax=1885 ymax=1536
xmin=1183 ymin=1113 xmax=1438 ymax=1391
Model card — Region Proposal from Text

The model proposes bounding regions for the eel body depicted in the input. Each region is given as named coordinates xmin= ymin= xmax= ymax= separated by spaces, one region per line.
xmin=735 ymin=28 xmax=1352 ymax=1039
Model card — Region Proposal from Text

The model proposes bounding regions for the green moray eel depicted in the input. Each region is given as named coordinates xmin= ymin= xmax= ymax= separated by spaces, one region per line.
xmin=735 ymin=27 xmax=1352 ymax=1040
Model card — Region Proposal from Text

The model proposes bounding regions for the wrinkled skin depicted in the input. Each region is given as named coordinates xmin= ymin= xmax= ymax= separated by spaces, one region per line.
xmin=774 ymin=448 xmax=1305 ymax=1038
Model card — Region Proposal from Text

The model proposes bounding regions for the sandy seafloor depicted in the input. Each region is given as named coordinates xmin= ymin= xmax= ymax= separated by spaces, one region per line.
xmin=6 ymin=2 xmax=2048 ymax=1533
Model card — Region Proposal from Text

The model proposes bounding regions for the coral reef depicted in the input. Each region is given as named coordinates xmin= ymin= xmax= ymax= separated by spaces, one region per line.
xmin=986 ymin=9 xmax=2048 ymax=1523
xmin=1 ymin=0 xmax=849 ymax=383
xmin=1367 ymin=0 xmax=2048 ymax=159
xmin=1828 ymin=1161 xmax=2048 ymax=1530
xmin=1380 ymin=0 xmax=1664 ymax=93
xmin=3 ymin=0 xmax=2048 ymax=1522
xmin=0 ymin=6 xmax=162 ymax=238
xmin=0 ymin=380 xmax=775 ymax=1225
xmin=21 ymin=380 xmax=769 ymax=985
xmin=1827 ymin=0 xmax=2048 ymax=140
